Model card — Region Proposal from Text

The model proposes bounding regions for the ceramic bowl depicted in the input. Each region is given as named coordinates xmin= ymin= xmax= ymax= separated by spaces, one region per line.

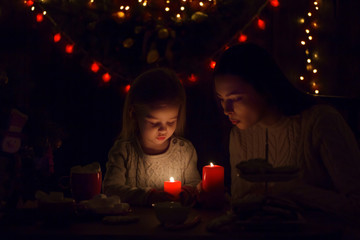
xmin=153 ymin=201 xmax=190 ymax=225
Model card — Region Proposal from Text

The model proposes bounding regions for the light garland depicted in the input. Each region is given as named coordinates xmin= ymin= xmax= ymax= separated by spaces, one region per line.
xmin=298 ymin=0 xmax=321 ymax=94
xmin=23 ymin=0 xmax=321 ymax=95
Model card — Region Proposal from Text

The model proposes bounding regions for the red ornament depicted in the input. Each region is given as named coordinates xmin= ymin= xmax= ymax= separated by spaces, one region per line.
xmin=210 ymin=61 xmax=216 ymax=69
xmin=238 ymin=34 xmax=248 ymax=42
xmin=36 ymin=14 xmax=43 ymax=22
xmin=270 ymin=0 xmax=280 ymax=7
xmin=102 ymin=73 xmax=111 ymax=82
xmin=65 ymin=44 xmax=74 ymax=54
xmin=91 ymin=62 xmax=100 ymax=73
xmin=188 ymin=74 xmax=198 ymax=82
xmin=257 ymin=18 xmax=266 ymax=30
xmin=53 ymin=33 xmax=61 ymax=43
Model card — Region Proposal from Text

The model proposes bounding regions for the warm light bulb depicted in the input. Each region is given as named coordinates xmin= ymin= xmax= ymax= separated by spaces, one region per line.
xmin=91 ymin=62 xmax=100 ymax=73
xmin=238 ymin=34 xmax=247 ymax=42
xmin=313 ymin=69 xmax=318 ymax=73
xmin=31 ymin=6 xmax=35 ymax=11
xmin=102 ymin=73 xmax=111 ymax=82
xmin=36 ymin=13 xmax=43 ymax=22
xmin=305 ymin=29 xmax=310 ymax=34
xmin=307 ymin=58 xmax=312 ymax=63
xmin=124 ymin=84 xmax=131 ymax=93
xmin=43 ymin=11 xmax=47 ymax=15
xmin=176 ymin=13 xmax=181 ymax=18
xmin=165 ymin=7 xmax=170 ymax=11
xmin=301 ymin=41 xmax=306 ymax=45
xmin=170 ymin=177 xmax=175 ymax=182
xmin=270 ymin=0 xmax=279 ymax=7
xmin=315 ymin=89 xmax=319 ymax=94
xmin=300 ymin=76 xmax=304 ymax=80
xmin=314 ymin=1 xmax=318 ymax=5
xmin=65 ymin=44 xmax=74 ymax=54
xmin=305 ymin=49 xmax=310 ymax=55
xmin=210 ymin=60 xmax=216 ymax=69
xmin=199 ymin=2 xmax=204 ymax=7
xmin=308 ymin=12 xmax=312 ymax=17
xmin=120 ymin=5 xmax=124 ymax=10
xmin=53 ymin=33 xmax=61 ymax=42
xmin=315 ymin=6 xmax=319 ymax=10
xmin=257 ymin=18 xmax=266 ymax=30
xmin=180 ymin=6 xmax=185 ymax=11
xmin=125 ymin=6 xmax=130 ymax=10
xmin=299 ymin=18 xmax=305 ymax=24
xmin=308 ymin=36 xmax=313 ymax=40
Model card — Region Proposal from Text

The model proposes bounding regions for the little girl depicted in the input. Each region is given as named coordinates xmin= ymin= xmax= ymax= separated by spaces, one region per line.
xmin=103 ymin=68 xmax=201 ymax=206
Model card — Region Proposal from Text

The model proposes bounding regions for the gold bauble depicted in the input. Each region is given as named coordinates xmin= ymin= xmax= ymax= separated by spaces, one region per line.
xmin=158 ymin=28 xmax=169 ymax=39
xmin=123 ymin=38 xmax=134 ymax=48
xmin=147 ymin=50 xmax=159 ymax=64
xmin=191 ymin=11 xmax=208 ymax=23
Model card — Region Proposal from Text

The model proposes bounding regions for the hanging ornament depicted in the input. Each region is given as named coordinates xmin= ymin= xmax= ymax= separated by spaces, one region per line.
xmin=158 ymin=28 xmax=169 ymax=39
xmin=147 ymin=49 xmax=160 ymax=64
xmin=123 ymin=38 xmax=134 ymax=48
xmin=191 ymin=11 xmax=208 ymax=23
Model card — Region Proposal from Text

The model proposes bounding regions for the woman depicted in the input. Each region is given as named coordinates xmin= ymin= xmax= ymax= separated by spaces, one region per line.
xmin=213 ymin=43 xmax=360 ymax=223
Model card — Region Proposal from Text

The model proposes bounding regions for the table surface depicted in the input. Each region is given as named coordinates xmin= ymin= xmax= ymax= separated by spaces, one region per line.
xmin=1 ymin=205 xmax=349 ymax=240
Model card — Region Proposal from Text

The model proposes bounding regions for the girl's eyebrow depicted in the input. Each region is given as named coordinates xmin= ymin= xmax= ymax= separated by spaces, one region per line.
xmin=145 ymin=115 xmax=178 ymax=120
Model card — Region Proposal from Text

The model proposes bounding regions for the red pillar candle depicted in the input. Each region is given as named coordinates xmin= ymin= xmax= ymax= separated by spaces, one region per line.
xmin=164 ymin=177 xmax=181 ymax=199
xmin=202 ymin=163 xmax=224 ymax=194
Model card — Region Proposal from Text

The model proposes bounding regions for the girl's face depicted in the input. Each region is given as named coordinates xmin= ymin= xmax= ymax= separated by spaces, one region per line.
xmin=136 ymin=103 xmax=179 ymax=152
xmin=215 ymin=74 xmax=269 ymax=130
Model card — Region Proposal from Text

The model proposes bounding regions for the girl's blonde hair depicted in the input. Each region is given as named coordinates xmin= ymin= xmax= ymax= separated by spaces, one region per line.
xmin=120 ymin=68 xmax=186 ymax=141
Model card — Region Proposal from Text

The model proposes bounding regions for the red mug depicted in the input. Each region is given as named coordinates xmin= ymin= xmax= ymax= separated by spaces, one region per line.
xmin=70 ymin=172 xmax=102 ymax=202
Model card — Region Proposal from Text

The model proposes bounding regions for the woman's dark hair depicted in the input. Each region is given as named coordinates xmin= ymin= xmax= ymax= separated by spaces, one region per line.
xmin=214 ymin=43 xmax=317 ymax=116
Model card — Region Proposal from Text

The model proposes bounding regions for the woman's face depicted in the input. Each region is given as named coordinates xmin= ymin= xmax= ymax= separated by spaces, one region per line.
xmin=215 ymin=74 xmax=269 ymax=130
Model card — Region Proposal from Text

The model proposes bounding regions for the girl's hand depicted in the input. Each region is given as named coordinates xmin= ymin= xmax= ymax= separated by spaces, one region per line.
xmin=147 ymin=189 xmax=174 ymax=205
xmin=179 ymin=185 xmax=199 ymax=207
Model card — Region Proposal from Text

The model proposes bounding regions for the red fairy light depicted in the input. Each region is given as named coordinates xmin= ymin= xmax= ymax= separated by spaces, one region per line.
xmin=188 ymin=74 xmax=198 ymax=82
xmin=257 ymin=18 xmax=266 ymax=30
xmin=65 ymin=44 xmax=74 ymax=54
xmin=124 ymin=84 xmax=131 ymax=93
xmin=36 ymin=14 xmax=43 ymax=22
xmin=53 ymin=33 xmax=61 ymax=43
xmin=25 ymin=0 xmax=34 ymax=6
xmin=238 ymin=34 xmax=248 ymax=42
xmin=91 ymin=62 xmax=100 ymax=73
xmin=210 ymin=61 xmax=216 ymax=69
xmin=102 ymin=73 xmax=111 ymax=82
xmin=270 ymin=0 xmax=280 ymax=7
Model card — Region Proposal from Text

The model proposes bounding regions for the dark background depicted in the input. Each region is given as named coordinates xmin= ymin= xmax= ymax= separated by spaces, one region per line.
xmin=0 ymin=0 xmax=359 ymax=202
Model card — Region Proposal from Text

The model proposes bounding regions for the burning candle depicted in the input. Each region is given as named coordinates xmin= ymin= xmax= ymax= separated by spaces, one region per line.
xmin=202 ymin=162 xmax=224 ymax=194
xmin=164 ymin=177 xmax=181 ymax=199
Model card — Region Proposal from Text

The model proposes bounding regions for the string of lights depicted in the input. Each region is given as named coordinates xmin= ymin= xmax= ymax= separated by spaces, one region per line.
xmin=23 ymin=0 xmax=319 ymax=94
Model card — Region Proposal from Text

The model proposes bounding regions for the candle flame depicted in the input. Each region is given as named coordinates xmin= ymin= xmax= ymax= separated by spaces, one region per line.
xmin=170 ymin=177 xmax=174 ymax=182
xmin=210 ymin=162 xmax=214 ymax=167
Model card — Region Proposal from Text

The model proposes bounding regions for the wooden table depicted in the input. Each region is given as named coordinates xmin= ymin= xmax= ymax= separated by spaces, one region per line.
xmin=1 ymin=206 xmax=347 ymax=240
